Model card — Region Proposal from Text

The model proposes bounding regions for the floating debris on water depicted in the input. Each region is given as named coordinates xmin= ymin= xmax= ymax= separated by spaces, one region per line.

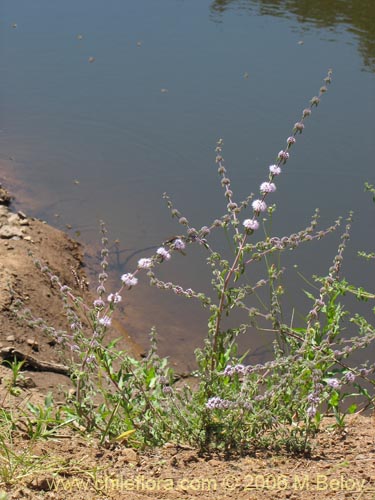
xmin=77 ymin=34 xmax=84 ymax=40
xmin=160 ymin=88 xmax=169 ymax=93
xmin=243 ymin=72 xmax=249 ymax=79
xmin=88 ymin=56 xmax=95 ymax=63
xmin=298 ymin=40 xmax=304 ymax=45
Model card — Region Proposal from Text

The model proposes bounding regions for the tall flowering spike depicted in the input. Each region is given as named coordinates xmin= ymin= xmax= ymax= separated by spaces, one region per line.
xmin=252 ymin=199 xmax=267 ymax=213
xmin=260 ymin=182 xmax=276 ymax=194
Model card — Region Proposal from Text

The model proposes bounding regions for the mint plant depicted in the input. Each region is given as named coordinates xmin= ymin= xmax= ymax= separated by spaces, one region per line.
xmin=13 ymin=69 xmax=375 ymax=453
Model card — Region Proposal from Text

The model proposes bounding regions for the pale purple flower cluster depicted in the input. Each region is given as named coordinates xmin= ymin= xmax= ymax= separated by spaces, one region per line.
xmin=269 ymin=164 xmax=281 ymax=176
xmin=107 ymin=292 xmax=122 ymax=303
xmin=260 ymin=182 xmax=276 ymax=194
xmin=278 ymin=150 xmax=290 ymax=163
xmin=307 ymin=393 xmax=320 ymax=405
xmin=200 ymin=226 xmax=211 ymax=236
xmin=173 ymin=238 xmax=186 ymax=251
xmin=121 ymin=273 xmax=138 ymax=287
xmin=138 ymin=258 xmax=153 ymax=269
xmin=252 ymin=199 xmax=267 ymax=213
xmin=310 ymin=96 xmax=320 ymax=106
xmin=294 ymin=122 xmax=305 ymax=133
xmin=93 ymin=298 xmax=105 ymax=309
xmin=287 ymin=136 xmax=296 ymax=145
xmin=326 ymin=378 xmax=340 ymax=389
xmin=343 ymin=372 xmax=356 ymax=383
xmin=156 ymin=247 xmax=171 ymax=261
xmin=223 ymin=364 xmax=247 ymax=376
xmin=306 ymin=406 xmax=317 ymax=418
xmin=206 ymin=397 xmax=234 ymax=410
xmin=243 ymin=219 xmax=259 ymax=231
xmin=99 ymin=315 xmax=112 ymax=327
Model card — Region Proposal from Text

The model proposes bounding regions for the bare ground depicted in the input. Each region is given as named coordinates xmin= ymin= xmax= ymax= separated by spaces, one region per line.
xmin=0 ymin=184 xmax=374 ymax=500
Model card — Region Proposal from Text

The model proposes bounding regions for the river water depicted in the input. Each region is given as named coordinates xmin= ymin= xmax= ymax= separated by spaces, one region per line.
xmin=1 ymin=0 xmax=374 ymax=370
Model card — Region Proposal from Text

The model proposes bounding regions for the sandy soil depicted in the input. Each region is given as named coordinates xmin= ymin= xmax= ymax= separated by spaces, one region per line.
xmin=0 ymin=184 xmax=374 ymax=500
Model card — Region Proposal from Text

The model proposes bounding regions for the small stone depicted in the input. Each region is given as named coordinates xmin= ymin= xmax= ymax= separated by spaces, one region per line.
xmin=7 ymin=213 xmax=20 ymax=224
xmin=0 ymin=187 xmax=12 ymax=205
xmin=29 ymin=475 xmax=54 ymax=491
xmin=27 ymin=339 xmax=39 ymax=351
xmin=18 ymin=211 xmax=27 ymax=219
xmin=183 ymin=453 xmax=199 ymax=464
xmin=6 ymin=335 xmax=15 ymax=342
xmin=163 ymin=442 xmax=176 ymax=449
xmin=20 ymin=219 xmax=29 ymax=226
xmin=120 ymin=448 xmax=138 ymax=464
xmin=18 ymin=377 xmax=36 ymax=389
xmin=0 ymin=225 xmax=23 ymax=238
xmin=208 ymin=459 xmax=221 ymax=466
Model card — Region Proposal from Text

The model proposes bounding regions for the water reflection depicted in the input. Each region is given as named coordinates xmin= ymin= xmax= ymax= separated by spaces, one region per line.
xmin=210 ymin=0 xmax=375 ymax=71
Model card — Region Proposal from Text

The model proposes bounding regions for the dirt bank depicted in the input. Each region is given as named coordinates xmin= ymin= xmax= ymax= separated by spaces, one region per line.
xmin=0 ymin=184 xmax=141 ymax=396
